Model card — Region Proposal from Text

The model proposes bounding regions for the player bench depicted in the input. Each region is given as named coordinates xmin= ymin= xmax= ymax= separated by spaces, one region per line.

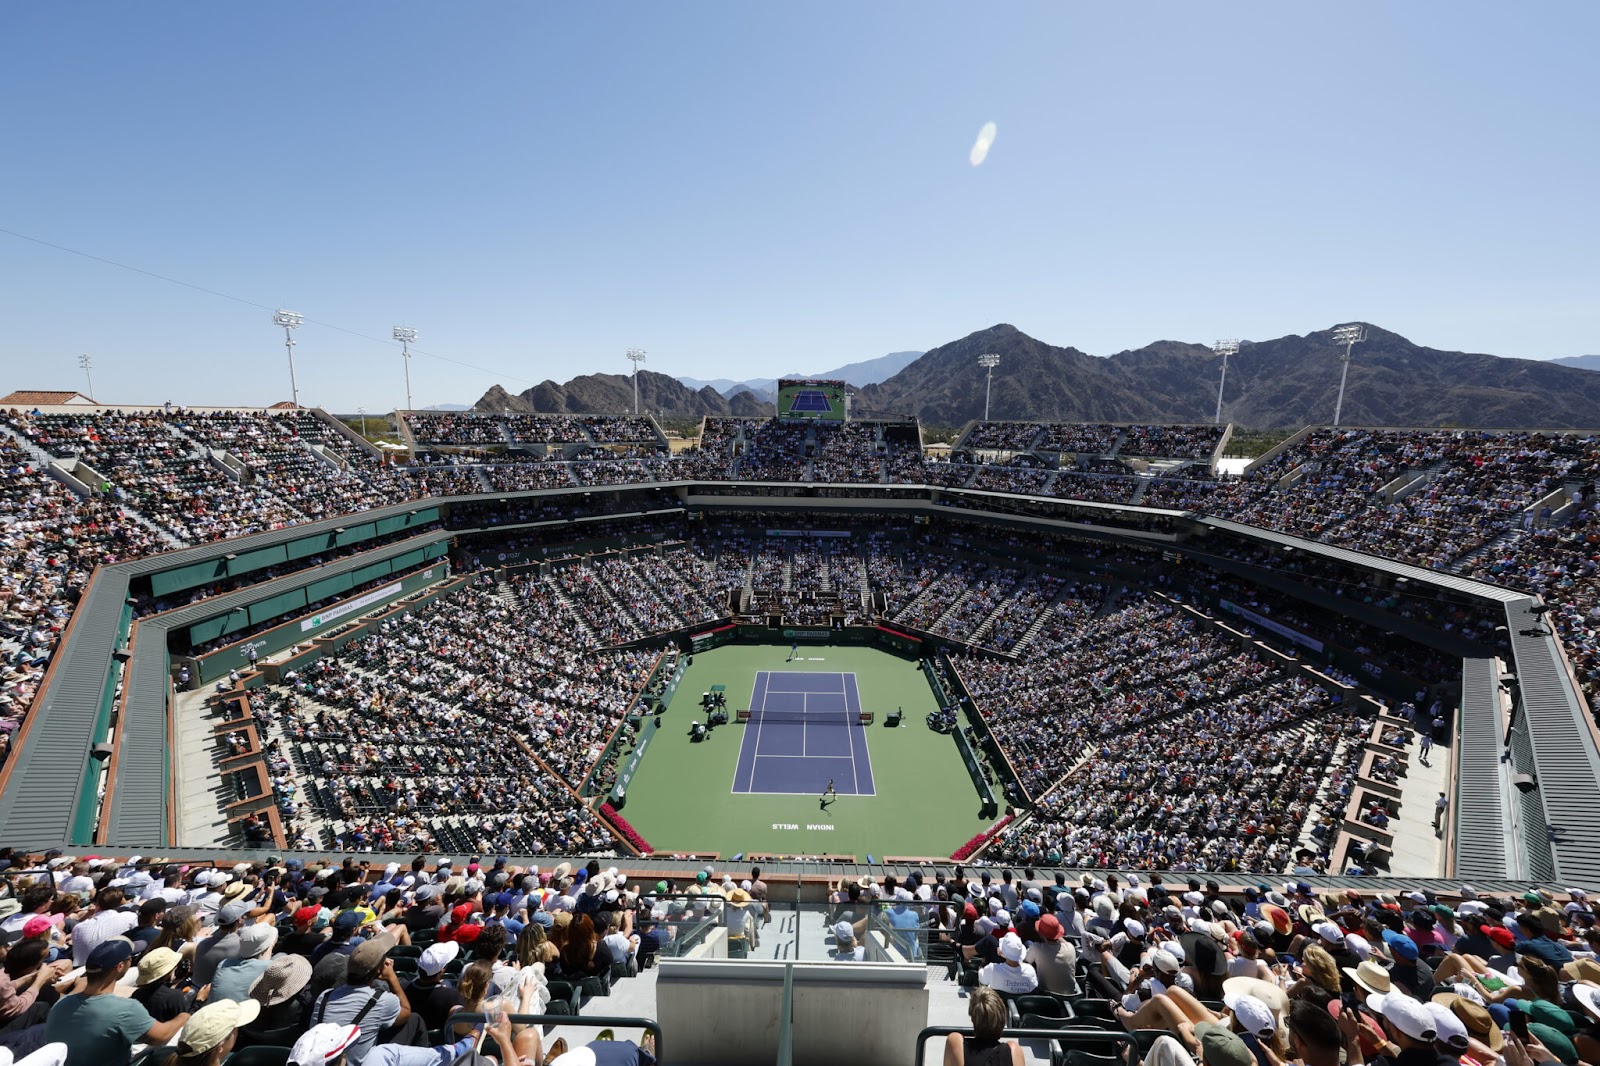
xmin=736 ymin=709 xmax=875 ymax=725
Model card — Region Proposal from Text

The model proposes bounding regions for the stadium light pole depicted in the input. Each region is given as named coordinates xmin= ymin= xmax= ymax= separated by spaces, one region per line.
xmin=78 ymin=353 xmax=95 ymax=401
xmin=273 ymin=309 xmax=303 ymax=408
xmin=626 ymin=348 xmax=647 ymax=415
xmin=978 ymin=353 xmax=1000 ymax=422
xmin=1330 ymin=324 xmax=1365 ymax=428
xmin=393 ymin=327 xmax=417 ymax=412
xmin=1211 ymin=340 xmax=1239 ymax=425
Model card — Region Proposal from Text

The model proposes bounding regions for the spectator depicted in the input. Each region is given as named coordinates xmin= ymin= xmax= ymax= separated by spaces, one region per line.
xmin=42 ymin=939 xmax=190 ymax=1065
xmin=941 ymin=986 xmax=1024 ymax=1066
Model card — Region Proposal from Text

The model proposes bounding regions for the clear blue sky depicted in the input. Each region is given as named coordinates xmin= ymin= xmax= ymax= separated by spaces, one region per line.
xmin=2 ymin=2 xmax=1595 ymax=410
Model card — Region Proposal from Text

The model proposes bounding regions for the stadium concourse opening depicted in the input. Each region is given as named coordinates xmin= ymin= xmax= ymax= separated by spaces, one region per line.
xmin=621 ymin=644 xmax=992 ymax=859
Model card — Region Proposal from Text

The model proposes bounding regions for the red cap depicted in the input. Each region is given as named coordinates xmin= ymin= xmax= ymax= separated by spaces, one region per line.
xmin=1486 ymin=926 xmax=1516 ymax=949
xmin=293 ymin=905 xmax=321 ymax=927
xmin=451 ymin=903 xmax=474 ymax=922
xmin=963 ymin=902 xmax=978 ymax=920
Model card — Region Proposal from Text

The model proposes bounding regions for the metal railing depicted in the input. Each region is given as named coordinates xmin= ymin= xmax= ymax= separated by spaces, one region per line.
xmin=451 ymin=1013 xmax=662 ymax=1061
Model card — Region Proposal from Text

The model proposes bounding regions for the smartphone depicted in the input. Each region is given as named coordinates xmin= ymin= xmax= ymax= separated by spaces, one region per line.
xmin=1509 ymin=1007 xmax=1530 ymax=1043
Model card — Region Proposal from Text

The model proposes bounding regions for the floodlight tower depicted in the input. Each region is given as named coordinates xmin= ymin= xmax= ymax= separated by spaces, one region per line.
xmin=978 ymin=353 xmax=1001 ymax=422
xmin=1330 ymin=323 xmax=1365 ymax=428
xmin=1211 ymin=340 xmax=1239 ymax=425
xmin=626 ymin=348 xmax=647 ymax=415
xmin=273 ymin=309 xmax=304 ymax=407
xmin=393 ymin=327 xmax=417 ymax=413
xmin=78 ymin=353 xmax=95 ymax=401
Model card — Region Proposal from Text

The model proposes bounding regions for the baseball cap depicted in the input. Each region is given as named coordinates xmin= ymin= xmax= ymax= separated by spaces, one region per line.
xmin=289 ymin=1023 xmax=362 ymax=1065
xmin=1381 ymin=930 xmax=1419 ymax=961
xmin=418 ymin=941 xmax=461 ymax=976
xmin=1528 ymin=1024 xmax=1580 ymax=1066
xmin=217 ymin=900 xmax=251 ymax=925
xmin=1194 ymin=1022 xmax=1253 ymax=1066
xmin=85 ymin=938 xmax=133 ymax=972
xmin=1366 ymin=991 xmax=1437 ymax=1041
xmin=349 ymin=932 xmax=397 ymax=975
xmin=1507 ymin=1000 xmax=1577 ymax=1036
xmin=833 ymin=921 xmax=855 ymax=943
xmin=1223 ymin=992 xmax=1276 ymax=1039
xmin=1312 ymin=920 xmax=1345 ymax=944
xmin=1424 ymin=1002 xmax=1470 ymax=1050
xmin=332 ymin=910 xmax=363 ymax=932
xmin=179 ymin=999 xmax=261 ymax=1055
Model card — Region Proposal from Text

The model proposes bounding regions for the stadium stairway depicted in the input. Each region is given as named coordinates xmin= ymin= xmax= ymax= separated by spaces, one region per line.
xmin=493 ymin=573 xmax=518 ymax=609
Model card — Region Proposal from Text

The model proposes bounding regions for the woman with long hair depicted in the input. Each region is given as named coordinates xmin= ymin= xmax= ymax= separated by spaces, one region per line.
xmin=559 ymin=915 xmax=599 ymax=977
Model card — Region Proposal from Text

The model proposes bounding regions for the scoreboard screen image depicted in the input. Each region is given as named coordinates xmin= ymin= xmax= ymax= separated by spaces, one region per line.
xmin=777 ymin=378 xmax=848 ymax=420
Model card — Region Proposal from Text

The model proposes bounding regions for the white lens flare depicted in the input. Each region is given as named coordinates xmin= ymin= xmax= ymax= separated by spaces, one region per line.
xmin=969 ymin=121 xmax=998 ymax=166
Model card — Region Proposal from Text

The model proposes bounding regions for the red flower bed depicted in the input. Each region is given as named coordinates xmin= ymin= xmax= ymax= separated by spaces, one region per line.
xmin=600 ymin=803 xmax=653 ymax=854
xmin=950 ymin=814 xmax=1012 ymax=861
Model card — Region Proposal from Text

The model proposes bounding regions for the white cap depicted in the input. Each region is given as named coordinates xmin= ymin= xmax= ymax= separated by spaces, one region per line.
xmin=418 ymin=941 xmax=460 ymax=976
xmin=1149 ymin=950 xmax=1180 ymax=974
xmin=975 ymin=917 xmax=995 ymax=935
xmin=833 ymin=921 xmax=855 ymax=943
xmin=1313 ymin=920 xmax=1345 ymax=944
xmin=1224 ymin=993 xmax=1277 ymax=1039
xmin=1345 ymin=934 xmax=1372 ymax=960
xmin=999 ymin=933 xmax=1025 ymax=962
xmin=1366 ymin=992 xmax=1437 ymax=1042
xmin=1124 ymin=920 xmax=1147 ymax=938
xmin=1425 ymin=1003 xmax=1470 ymax=1049
xmin=994 ymin=910 xmax=1011 ymax=928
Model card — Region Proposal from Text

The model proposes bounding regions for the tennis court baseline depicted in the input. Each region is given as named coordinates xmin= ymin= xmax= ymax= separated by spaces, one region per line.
xmin=730 ymin=671 xmax=875 ymax=795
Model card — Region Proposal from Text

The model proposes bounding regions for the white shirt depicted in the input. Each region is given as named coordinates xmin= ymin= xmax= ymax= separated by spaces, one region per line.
xmin=71 ymin=908 xmax=139 ymax=966
xmin=980 ymin=960 xmax=1039 ymax=994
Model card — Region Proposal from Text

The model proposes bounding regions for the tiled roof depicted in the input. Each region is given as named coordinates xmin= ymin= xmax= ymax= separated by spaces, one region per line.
xmin=0 ymin=390 xmax=94 ymax=405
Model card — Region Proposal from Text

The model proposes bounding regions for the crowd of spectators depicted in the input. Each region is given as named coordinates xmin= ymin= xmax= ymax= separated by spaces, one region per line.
xmin=258 ymin=576 xmax=653 ymax=853
xmin=404 ymin=413 xmax=507 ymax=446
xmin=0 ymin=849 xmax=1592 ymax=1066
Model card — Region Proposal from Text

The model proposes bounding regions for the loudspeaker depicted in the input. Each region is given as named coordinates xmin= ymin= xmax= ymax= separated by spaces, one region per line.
xmin=90 ymin=743 xmax=114 ymax=760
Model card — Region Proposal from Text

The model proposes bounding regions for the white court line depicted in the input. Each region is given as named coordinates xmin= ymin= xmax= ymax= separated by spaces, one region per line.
xmin=844 ymin=673 xmax=869 ymax=796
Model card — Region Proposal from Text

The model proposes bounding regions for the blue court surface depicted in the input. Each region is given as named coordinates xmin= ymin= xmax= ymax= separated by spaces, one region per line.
xmin=788 ymin=390 xmax=834 ymax=412
xmin=731 ymin=671 xmax=876 ymax=796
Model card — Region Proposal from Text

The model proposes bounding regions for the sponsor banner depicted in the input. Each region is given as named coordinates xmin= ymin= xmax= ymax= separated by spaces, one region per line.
xmin=1218 ymin=599 xmax=1324 ymax=653
xmin=953 ymin=726 xmax=997 ymax=808
xmin=610 ymin=723 xmax=654 ymax=803
xmin=781 ymin=628 xmax=832 ymax=641
xmin=764 ymin=529 xmax=852 ymax=538
xmin=301 ymin=578 xmax=410 ymax=632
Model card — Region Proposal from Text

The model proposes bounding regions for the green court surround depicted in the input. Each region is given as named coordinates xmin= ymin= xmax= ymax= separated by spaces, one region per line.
xmin=616 ymin=644 xmax=1000 ymax=859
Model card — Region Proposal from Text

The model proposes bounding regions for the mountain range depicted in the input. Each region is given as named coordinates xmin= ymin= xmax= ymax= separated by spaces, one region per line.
xmin=472 ymin=325 xmax=1600 ymax=429
xmin=1551 ymin=355 xmax=1600 ymax=372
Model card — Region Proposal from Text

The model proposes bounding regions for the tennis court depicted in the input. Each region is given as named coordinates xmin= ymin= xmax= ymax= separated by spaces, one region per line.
xmin=731 ymin=670 xmax=875 ymax=795
xmin=787 ymin=390 xmax=834 ymax=413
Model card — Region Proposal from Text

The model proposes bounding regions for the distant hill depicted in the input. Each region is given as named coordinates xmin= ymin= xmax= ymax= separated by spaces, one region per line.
xmin=475 ymin=369 xmax=773 ymax=421
xmin=474 ymin=327 xmax=1600 ymax=430
xmin=1550 ymin=355 xmax=1600 ymax=372
xmin=421 ymin=403 xmax=471 ymax=411
xmin=675 ymin=350 xmax=924 ymax=401
xmin=853 ymin=324 xmax=1600 ymax=430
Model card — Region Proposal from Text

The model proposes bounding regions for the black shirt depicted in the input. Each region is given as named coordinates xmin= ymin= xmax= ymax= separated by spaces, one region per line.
xmin=131 ymin=982 xmax=189 ymax=1022
xmin=404 ymin=976 xmax=464 ymax=1033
